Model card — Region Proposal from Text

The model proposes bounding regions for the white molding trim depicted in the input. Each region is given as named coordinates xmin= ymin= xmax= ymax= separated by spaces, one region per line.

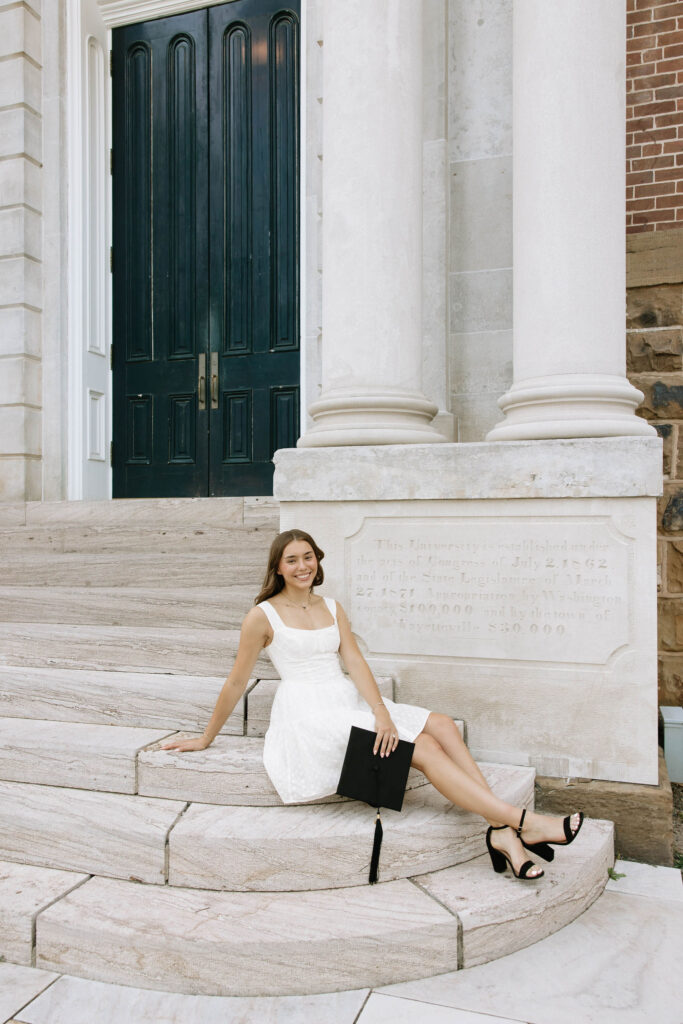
xmin=66 ymin=0 xmax=84 ymax=499
xmin=97 ymin=0 xmax=238 ymax=28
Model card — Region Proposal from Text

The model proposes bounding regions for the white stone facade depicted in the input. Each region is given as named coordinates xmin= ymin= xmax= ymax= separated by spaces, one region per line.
xmin=0 ymin=0 xmax=663 ymax=785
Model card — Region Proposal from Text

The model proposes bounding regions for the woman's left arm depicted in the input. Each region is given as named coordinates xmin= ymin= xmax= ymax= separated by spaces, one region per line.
xmin=336 ymin=601 xmax=399 ymax=758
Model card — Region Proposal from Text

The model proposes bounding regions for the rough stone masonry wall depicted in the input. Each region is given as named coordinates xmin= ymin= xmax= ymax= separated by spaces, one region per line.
xmin=627 ymin=0 xmax=683 ymax=234
xmin=627 ymin=230 xmax=683 ymax=707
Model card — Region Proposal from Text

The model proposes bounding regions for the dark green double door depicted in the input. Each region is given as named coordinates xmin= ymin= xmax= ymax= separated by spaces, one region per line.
xmin=112 ymin=0 xmax=300 ymax=497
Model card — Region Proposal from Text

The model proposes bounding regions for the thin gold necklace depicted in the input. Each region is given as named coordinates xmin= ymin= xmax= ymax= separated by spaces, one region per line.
xmin=282 ymin=593 xmax=313 ymax=610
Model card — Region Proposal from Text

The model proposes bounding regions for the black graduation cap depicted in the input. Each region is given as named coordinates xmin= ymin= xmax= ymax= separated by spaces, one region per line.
xmin=336 ymin=726 xmax=415 ymax=883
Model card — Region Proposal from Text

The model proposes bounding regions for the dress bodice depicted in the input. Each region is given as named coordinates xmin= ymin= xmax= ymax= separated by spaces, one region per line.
xmin=258 ymin=597 xmax=344 ymax=683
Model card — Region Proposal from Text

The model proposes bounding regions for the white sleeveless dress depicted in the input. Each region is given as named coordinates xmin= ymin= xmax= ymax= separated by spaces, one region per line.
xmin=258 ymin=597 xmax=431 ymax=804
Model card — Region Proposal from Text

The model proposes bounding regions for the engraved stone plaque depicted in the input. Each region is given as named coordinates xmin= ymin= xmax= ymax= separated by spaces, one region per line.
xmin=348 ymin=517 xmax=630 ymax=664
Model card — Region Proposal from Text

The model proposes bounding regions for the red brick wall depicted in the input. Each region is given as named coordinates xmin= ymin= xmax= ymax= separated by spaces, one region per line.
xmin=627 ymin=0 xmax=683 ymax=233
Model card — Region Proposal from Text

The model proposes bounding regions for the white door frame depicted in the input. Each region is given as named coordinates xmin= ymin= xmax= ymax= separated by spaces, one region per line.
xmin=66 ymin=0 xmax=309 ymax=497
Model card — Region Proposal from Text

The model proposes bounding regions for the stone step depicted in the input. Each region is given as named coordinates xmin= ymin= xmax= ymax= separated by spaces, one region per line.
xmin=415 ymin=818 xmax=615 ymax=969
xmin=0 ymin=780 xmax=186 ymax=884
xmin=0 ymin=496 xmax=279 ymax=529
xmin=0 ymin=524 xmax=276 ymax=555
xmin=0 ymin=666 xmax=247 ymax=731
xmin=0 ymin=623 xmax=276 ymax=676
xmin=0 ymin=585 xmax=257 ymax=628
xmin=0 ymin=551 xmax=270 ymax=587
xmin=0 ymin=718 xmax=176 ymax=794
xmin=0 ymin=859 xmax=89 ymax=967
xmin=139 ymin=732 xmax=430 ymax=806
xmin=34 ymin=873 xmax=461 ymax=996
xmin=167 ymin=763 xmax=535 ymax=891
xmin=30 ymin=820 xmax=613 ymax=996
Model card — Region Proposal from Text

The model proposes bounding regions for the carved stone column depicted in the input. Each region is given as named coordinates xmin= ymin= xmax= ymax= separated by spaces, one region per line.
xmin=298 ymin=0 xmax=445 ymax=446
xmin=487 ymin=0 xmax=654 ymax=441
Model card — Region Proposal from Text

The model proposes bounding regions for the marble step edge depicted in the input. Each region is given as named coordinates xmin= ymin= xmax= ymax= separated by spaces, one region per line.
xmin=0 ymin=673 xmax=397 ymax=740
xmin=0 ymin=585 xmax=259 ymax=628
xmin=0 ymin=760 xmax=526 ymax=892
xmin=0 ymin=820 xmax=613 ymax=996
xmin=0 ymin=624 xmax=276 ymax=677
xmin=0 ymin=667 xmax=250 ymax=732
xmin=0 ymin=496 xmax=280 ymax=529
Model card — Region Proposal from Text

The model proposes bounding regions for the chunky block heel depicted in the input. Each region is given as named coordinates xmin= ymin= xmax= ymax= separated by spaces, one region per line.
xmin=485 ymin=811 xmax=544 ymax=881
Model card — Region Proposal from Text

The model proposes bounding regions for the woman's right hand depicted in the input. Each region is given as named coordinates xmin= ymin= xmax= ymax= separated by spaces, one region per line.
xmin=160 ymin=735 xmax=211 ymax=753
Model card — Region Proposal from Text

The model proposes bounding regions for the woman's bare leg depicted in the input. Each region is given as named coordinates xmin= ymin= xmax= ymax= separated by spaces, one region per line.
xmin=412 ymin=732 xmax=581 ymax=870
xmin=413 ymin=732 xmax=521 ymax=824
xmin=422 ymin=712 xmax=494 ymax=796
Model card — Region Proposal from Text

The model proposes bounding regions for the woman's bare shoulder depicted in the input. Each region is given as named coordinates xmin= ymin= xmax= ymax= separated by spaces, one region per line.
xmin=242 ymin=604 xmax=271 ymax=632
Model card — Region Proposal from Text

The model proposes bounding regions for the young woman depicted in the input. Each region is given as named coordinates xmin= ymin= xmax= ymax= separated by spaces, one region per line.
xmin=162 ymin=529 xmax=584 ymax=880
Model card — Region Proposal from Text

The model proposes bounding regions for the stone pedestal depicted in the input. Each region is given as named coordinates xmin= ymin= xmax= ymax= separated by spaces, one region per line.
xmin=275 ymin=437 xmax=662 ymax=786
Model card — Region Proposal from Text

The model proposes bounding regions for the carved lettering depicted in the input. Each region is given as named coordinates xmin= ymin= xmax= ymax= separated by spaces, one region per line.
xmin=348 ymin=519 xmax=630 ymax=664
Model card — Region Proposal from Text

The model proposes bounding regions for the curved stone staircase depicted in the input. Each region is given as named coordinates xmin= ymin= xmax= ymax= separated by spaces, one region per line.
xmin=0 ymin=498 xmax=614 ymax=997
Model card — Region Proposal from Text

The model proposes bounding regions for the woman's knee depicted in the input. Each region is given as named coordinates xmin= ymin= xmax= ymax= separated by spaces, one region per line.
xmin=424 ymin=711 xmax=461 ymax=742
xmin=412 ymin=732 xmax=443 ymax=769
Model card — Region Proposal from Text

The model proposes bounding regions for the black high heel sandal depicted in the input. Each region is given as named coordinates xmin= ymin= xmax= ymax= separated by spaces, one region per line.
xmin=485 ymin=809 xmax=544 ymax=880
xmin=519 ymin=810 xmax=584 ymax=861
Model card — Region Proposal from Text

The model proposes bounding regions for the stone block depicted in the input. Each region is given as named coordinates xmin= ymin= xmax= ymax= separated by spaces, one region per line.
xmin=0 ymin=779 xmax=186 ymax=882
xmin=0 ymin=306 xmax=41 ymax=358
xmin=0 ymin=405 xmax=40 ymax=456
xmin=658 ymin=598 xmax=683 ymax=651
xmin=627 ymin=327 xmax=683 ymax=372
xmin=0 ymin=207 xmax=41 ymax=260
xmin=0 ymin=108 xmax=41 ymax=162
xmin=35 ymin=875 xmax=461 ymax=995
xmin=658 ymin=654 xmax=683 ymax=706
xmin=0 ymin=56 xmax=41 ymax=114
xmin=0 ymin=718 xmax=174 ymax=794
xmin=449 ymin=154 xmax=512 ymax=273
xmin=277 ymin=479 xmax=659 ymax=786
xmin=416 ymin=819 xmax=614 ymax=969
xmin=0 ymin=860 xmax=89 ymax=966
xmin=665 ymin=539 xmax=683 ymax=592
xmin=449 ymin=266 xmax=512 ymax=333
xmin=0 ymin=354 xmax=41 ymax=407
xmin=451 ymin=391 xmax=506 ymax=443
xmin=658 ymin=482 xmax=683 ymax=531
xmin=653 ymin=422 xmax=674 ymax=477
xmin=449 ymin=330 xmax=513 ymax=395
xmin=534 ymin=748 xmax=673 ymax=866
xmin=632 ymin=375 xmax=683 ymax=419
xmin=627 ymin=282 xmax=683 ymax=329
xmin=0 ymin=255 xmax=41 ymax=308
xmin=0 ymin=456 xmax=41 ymax=503
xmin=168 ymin=765 xmax=534 ymax=892
xmin=0 ymin=5 xmax=41 ymax=63
xmin=447 ymin=0 xmax=511 ymax=162
xmin=0 ymin=666 xmax=246 ymax=732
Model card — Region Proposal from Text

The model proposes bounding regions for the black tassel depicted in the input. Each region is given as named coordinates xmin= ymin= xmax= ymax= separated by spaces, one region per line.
xmin=369 ymin=808 xmax=383 ymax=884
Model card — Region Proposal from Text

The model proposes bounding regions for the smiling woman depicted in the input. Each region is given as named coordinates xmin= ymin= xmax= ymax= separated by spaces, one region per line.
xmin=162 ymin=529 xmax=584 ymax=882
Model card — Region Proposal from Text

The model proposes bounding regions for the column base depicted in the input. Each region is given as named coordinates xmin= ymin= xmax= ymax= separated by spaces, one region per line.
xmin=486 ymin=374 xmax=657 ymax=442
xmin=297 ymin=390 xmax=446 ymax=447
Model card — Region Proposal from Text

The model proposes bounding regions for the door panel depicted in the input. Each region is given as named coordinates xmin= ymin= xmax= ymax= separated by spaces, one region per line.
xmin=113 ymin=9 xmax=209 ymax=497
xmin=112 ymin=0 xmax=299 ymax=498
xmin=208 ymin=0 xmax=300 ymax=495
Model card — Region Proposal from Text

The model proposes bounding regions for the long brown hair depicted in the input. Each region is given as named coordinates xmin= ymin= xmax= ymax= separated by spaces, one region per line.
xmin=254 ymin=529 xmax=325 ymax=605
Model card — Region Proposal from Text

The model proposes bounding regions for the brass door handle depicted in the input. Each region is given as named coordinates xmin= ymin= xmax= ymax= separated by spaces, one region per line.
xmin=198 ymin=353 xmax=206 ymax=410
xmin=211 ymin=352 xmax=219 ymax=409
